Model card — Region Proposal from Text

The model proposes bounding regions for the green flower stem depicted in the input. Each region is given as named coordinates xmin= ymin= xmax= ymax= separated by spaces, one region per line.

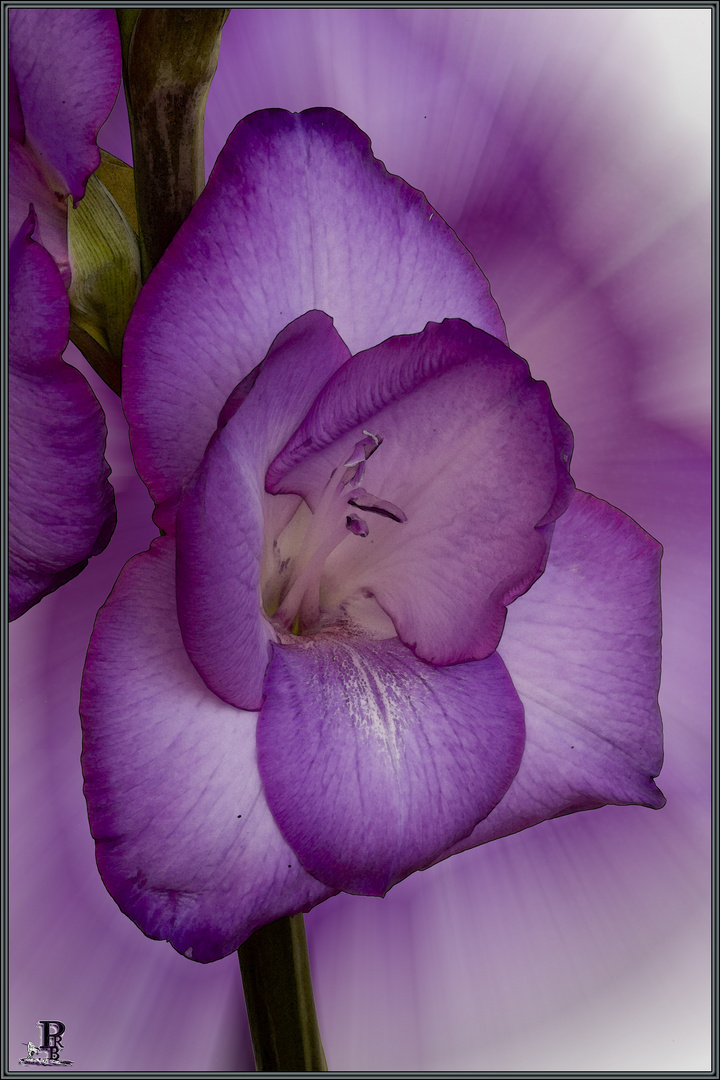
xmin=238 ymin=914 xmax=328 ymax=1072
xmin=122 ymin=8 xmax=229 ymax=278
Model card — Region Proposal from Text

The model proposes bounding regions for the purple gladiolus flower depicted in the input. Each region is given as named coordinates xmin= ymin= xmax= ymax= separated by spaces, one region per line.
xmin=81 ymin=109 xmax=664 ymax=963
xmin=8 ymin=8 xmax=121 ymax=282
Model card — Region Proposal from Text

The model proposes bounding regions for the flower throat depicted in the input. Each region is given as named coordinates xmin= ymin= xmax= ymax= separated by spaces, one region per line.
xmin=272 ymin=431 xmax=407 ymax=634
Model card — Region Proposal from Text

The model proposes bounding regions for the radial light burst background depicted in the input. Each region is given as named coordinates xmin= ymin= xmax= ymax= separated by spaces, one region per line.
xmin=8 ymin=8 xmax=711 ymax=1072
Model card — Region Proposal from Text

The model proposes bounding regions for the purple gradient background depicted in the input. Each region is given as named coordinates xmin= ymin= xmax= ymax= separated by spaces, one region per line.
xmin=8 ymin=9 xmax=710 ymax=1072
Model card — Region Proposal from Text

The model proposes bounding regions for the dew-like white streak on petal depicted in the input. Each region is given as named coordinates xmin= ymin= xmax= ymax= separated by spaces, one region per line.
xmin=257 ymin=638 xmax=524 ymax=896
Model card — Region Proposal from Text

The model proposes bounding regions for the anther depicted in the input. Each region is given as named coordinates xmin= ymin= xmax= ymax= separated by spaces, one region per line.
xmin=343 ymin=430 xmax=383 ymax=470
xmin=346 ymin=514 xmax=369 ymax=537
xmin=347 ymin=490 xmax=408 ymax=524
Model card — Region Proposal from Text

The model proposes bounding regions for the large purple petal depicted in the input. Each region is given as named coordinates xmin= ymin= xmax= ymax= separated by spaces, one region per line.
xmin=123 ymin=108 xmax=506 ymax=507
xmin=437 ymin=489 xmax=664 ymax=863
xmin=176 ymin=310 xmax=352 ymax=709
xmin=268 ymin=319 xmax=573 ymax=664
xmin=9 ymin=215 xmax=116 ymax=621
xmin=81 ymin=537 xmax=335 ymax=963
xmin=257 ymin=637 xmax=525 ymax=896
xmin=9 ymin=8 xmax=120 ymax=204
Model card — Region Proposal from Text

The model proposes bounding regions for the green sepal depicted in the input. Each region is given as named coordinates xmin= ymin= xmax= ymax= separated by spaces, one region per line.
xmin=68 ymin=153 xmax=141 ymax=364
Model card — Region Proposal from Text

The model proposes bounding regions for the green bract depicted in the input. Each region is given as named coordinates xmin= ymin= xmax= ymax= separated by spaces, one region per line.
xmin=68 ymin=152 xmax=141 ymax=361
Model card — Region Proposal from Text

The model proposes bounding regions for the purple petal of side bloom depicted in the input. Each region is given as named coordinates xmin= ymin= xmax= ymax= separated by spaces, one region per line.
xmin=257 ymin=639 xmax=525 ymax=896
xmin=8 ymin=9 xmax=120 ymax=282
xmin=9 ymin=142 xmax=71 ymax=283
xmin=8 ymin=62 xmax=24 ymax=143
xmin=436 ymin=488 xmax=665 ymax=864
xmin=123 ymin=108 xmax=506 ymax=516
xmin=9 ymin=215 xmax=116 ymax=621
xmin=81 ymin=538 xmax=336 ymax=964
xmin=8 ymin=8 xmax=120 ymax=203
xmin=176 ymin=311 xmax=352 ymax=710
xmin=268 ymin=318 xmax=574 ymax=665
